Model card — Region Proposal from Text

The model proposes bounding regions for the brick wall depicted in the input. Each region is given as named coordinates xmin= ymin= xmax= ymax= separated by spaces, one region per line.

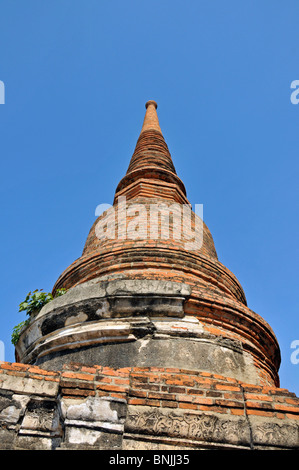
xmin=1 ymin=361 xmax=298 ymax=450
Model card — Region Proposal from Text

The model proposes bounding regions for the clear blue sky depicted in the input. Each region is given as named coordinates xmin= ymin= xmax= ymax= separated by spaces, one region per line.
xmin=0 ymin=1 xmax=298 ymax=395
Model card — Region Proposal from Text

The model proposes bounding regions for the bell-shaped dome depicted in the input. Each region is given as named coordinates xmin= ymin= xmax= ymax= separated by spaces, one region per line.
xmin=53 ymin=100 xmax=246 ymax=306
xmin=16 ymin=101 xmax=280 ymax=390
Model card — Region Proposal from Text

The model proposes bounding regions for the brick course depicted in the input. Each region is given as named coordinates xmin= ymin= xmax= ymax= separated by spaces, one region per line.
xmin=1 ymin=362 xmax=297 ymax=419
xmin=0 ymin=362 xmax=298 ymax=449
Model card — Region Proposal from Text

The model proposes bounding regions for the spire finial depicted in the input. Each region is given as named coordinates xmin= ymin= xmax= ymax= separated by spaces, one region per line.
xmin=145 ymin=100 xmax=158 ymax=109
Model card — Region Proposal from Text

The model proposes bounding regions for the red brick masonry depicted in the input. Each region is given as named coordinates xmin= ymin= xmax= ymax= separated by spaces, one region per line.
xmin=1 ymin=361 xmax=298 ymax=421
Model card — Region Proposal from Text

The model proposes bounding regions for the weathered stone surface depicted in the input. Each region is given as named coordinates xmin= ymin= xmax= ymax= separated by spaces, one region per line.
xmin=0 ymin=374 xmax=59 ymax=397
xmin=35 ymin=332 xmax=259 ymax=385
xmin=249 ymin=415 xmax=299 ymax=449
xmin=19 ymin=309 xmax=259 ymax=386
xmin=123 ymin=437 xmax=197 ymax=450
xmin=0 ymin=426 xmax=16 ymax=449
xmin=61 ymin=396 xmax=126 ymax=427
xmin=63 ymin=426 xmax=122 ymax=450
xmin=125 ymin=406 xmax=251 ymax=448
xmin=16 ymin=279 xmax=191 ymax=368
xmin=60 ymin=396 xmax=126 ymax=449
xmin=20 ymin=398 xmax=62 ymax=437
xmin=14 ymin=435 xmax=61 ymax=450
xmin=0 ymin=392 xmax=29 ymax=425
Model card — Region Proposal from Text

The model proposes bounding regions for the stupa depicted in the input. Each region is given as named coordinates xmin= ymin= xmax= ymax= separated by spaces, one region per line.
xmin=1 ymin=101 xmax=298 ymax=450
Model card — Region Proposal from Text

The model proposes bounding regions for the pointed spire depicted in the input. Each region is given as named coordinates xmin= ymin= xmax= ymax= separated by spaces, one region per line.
xmin=114 ymin=100 xmax=189 ymax=205
xmin=126 ymin=100 xmax=175 ymax=175
xmin=140 ymin=100 xmax=162 ymax=134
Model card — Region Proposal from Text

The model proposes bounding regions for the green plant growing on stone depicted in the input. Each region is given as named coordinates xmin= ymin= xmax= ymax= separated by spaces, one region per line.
xmin=19 ymin=288 xmax=67 ymax=317
xmin=11 ymin=288 xmax=67 ymax=346
xmin=11 ymin=319 xmax=30 ymax=346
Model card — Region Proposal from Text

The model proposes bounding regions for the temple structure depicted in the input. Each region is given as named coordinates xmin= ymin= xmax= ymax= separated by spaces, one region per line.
xmin=1 ymin=101 xmax=299 ymax=450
